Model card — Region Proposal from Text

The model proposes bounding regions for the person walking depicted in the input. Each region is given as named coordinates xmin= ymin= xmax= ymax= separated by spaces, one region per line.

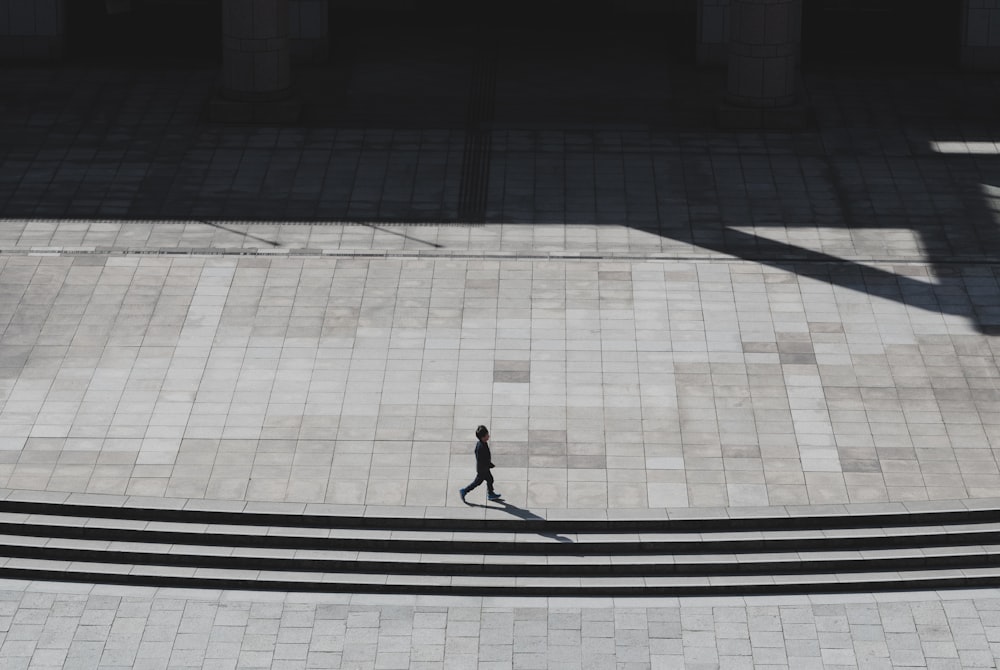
xmin=459 ymin=425 xmax=501 ymax=502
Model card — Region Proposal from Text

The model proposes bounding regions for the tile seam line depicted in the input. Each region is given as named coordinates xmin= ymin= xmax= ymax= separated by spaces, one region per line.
xmin=0 ymin=577 xmax=991 ymax=607
xmin=2 ymin=488 xmax=999 ymax=522
xmin=2 ymin=247 xmax=997 ymax=266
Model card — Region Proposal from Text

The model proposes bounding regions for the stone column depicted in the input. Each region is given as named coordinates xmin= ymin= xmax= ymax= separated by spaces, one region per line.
xmin=209 ymin=0 xmax=300 ymax=122
xmin=105 ymin=0 xmax=130 ymax=13
xmin=289 ymin=0 xmax=328 ymax=65
xmin=961 ymin=0 xmax=1000 ymax=71
xmin=697 ymin=0 xmax=730 ymax=66
xmin=0 ymin=0 xmax=65 ymax=62
xmin=719 ymin=0 xmax=804 ymax=129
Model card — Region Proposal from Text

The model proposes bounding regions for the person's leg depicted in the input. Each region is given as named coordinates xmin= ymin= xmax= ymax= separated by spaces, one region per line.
xmin=460 ymin=473 xmax=485 ymax=502
xmin=465 ymin=473 xmax=485 ymax=492
xmin=484 ymin=472 xmax=502 ymax=499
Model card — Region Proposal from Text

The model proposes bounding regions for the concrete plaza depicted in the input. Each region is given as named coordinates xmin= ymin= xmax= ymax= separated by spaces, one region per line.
xmin=0 ymin=57 xmax=999 ymax=667
xmin=0 ymin=230 xmax=999 ymax=513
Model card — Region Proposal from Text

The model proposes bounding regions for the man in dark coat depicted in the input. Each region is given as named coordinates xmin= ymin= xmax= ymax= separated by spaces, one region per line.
xmin=459 ymin=425 xmax=501 ymax=502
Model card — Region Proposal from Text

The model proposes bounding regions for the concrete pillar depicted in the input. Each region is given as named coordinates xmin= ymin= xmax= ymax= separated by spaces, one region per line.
xmin=290 ymin=0 xmax=328 ymax=64
xmin=961 ymin=0 xmax=1000 ymax=70
xmin=104 ymin=0 xmax=130 ymax=14
xmin=697 ymin=0 xmax=729 ymax=66
xmin=719 ymin=0 xmax=804 ymax=129
xmin=209 ymin=0 xmax=300 ymax=122
xmin=0 ymin=0 xmax=65 ymax=62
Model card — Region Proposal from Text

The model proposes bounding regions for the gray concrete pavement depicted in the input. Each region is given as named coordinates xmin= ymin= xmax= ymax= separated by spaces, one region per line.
xmin=1 ymin=581 xmax=1000 ymax=669
xmin=0 ymin=246 xmax=998 ymax=510
xmin=2 ymin=59 xmax=1000 ymax=667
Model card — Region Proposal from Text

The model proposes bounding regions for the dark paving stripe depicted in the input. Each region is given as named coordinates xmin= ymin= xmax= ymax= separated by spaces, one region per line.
xmin=3 ymin=564 xmax=999 ymax=597
xmin=3 ymin=543 xmax=998 ymax=578
xmin=4 ymin=521 xmax=1000 ymax=555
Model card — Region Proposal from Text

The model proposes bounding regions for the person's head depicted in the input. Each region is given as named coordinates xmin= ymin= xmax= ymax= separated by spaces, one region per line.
xmin=476 ymin=425 xmax=490 ymax=441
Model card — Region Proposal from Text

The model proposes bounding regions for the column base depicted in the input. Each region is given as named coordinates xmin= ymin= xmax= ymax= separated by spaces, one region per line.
xmin=207 ymin=93 xmax=302 ymax=124
xmin=717 ymin=101 xmax=808 ymax=130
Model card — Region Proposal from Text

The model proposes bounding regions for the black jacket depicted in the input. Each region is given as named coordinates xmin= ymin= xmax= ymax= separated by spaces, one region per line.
xmin=474 ymin=440 xmax=493 ymax=474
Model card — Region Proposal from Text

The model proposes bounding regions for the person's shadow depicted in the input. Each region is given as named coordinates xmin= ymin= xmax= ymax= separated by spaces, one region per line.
xmin=463 ymin=498 xmax=574 ymax=543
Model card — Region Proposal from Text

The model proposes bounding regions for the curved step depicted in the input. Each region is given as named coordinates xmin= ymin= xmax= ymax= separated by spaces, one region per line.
xmin=3 ymin=513 xmax=1000 ymax=554
xmin=3 ymin=557 xmax=1000 ymax=596
xmin=1 ymin=538 xmax=998 ymax=577
xmin=1 ymin=498 xmax=997 ymax=533
xmin=2 ymin=501 xmax=1000 ymax=596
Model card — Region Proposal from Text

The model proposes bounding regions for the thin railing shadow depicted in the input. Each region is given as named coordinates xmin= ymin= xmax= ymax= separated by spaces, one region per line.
xmin=196 ymin=220 xmax=442 ymax=249
xmin=199 ymin=220 xmax=280 ymax=247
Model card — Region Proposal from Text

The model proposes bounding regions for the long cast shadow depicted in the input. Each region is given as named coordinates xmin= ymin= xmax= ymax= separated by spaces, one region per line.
xmin=462 ymin=499 xmax=574 ymax=543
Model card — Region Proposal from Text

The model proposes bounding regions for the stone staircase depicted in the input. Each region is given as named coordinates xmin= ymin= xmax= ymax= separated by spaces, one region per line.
xmin=1 ymin=499 xmax=999 ymax=596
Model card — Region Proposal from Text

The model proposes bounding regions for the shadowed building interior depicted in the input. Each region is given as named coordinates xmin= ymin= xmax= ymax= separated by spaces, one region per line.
xmin=1 ymin=0 xmax=996 ymax=129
